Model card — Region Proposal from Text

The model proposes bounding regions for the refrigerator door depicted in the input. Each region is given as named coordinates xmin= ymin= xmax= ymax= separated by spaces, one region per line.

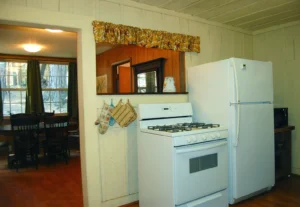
xmin=231 ymin=103 xmax=274 ymax=202
xmin=231 ymin=58 xmax=273 ymax=103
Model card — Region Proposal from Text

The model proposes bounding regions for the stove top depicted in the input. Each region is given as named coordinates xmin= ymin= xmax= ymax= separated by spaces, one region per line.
xmin=147 ymin=123 xmax=220 ymax=133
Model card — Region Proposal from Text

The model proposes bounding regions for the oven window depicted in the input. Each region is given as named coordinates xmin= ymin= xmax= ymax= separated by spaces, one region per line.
xmin=190 ymin=154 xmax=218 ymax=173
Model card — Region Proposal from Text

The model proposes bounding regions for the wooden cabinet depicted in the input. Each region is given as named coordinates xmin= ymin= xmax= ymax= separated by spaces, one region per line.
xmin=274 ymin=126 xmax=295 ymax=180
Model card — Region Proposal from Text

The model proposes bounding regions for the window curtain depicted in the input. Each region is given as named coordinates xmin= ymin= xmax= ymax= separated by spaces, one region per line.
xmin=0 ymin=80 xmax=3 ymax=121
xmin=92 ymin=21 xmax=200 ymax=53
xmin=26 ymin=60 xmax=44 ymax=113
xmin=68 ymin=62 xmax=78 ymax=120
xmin=145 ymin=72 xmax=156 ymax=92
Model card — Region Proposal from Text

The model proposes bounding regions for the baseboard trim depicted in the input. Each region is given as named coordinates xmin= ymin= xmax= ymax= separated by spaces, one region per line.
xmin=119 ymin=201 xmax=139 ymax=207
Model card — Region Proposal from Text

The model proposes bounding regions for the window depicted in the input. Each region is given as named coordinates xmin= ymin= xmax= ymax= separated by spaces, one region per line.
xmin=0 ymin=61 xmax=27 ymax=116
xmin=190 ymin=154 xmax=218 ymax=174
xmin=40 ymin=63 xmax=68 ymax=113
xmin=132 ymin=58 xmax=165 ymax=93
xmin=137 ymin=72 xmax=157 ymax=93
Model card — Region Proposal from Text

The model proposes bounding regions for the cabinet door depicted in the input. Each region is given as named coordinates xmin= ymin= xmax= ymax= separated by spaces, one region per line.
xmin=275 ymin=131 xmax=292 ymax=180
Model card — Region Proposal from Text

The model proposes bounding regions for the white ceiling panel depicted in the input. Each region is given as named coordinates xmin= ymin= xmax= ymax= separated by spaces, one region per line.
xmin=130 ymin=0 xmax=300 ymax=31
xmin=161 ymin=0 xmax=201 ymax=11
xmin=224 ymin=0 xmax=300 ymax=26
xmin=180 ymin=0 xmax=234 ymax=15
xmin=249 ymin=14 xmax=300 ymax=31
xmin=241 ymin=8 xmax=300 ymax=29
xmin=195 ymin=0 xmax=256 ymax=19
xmin=215 ymin=0 xmax=298 ymax=24
xmin=133 ymin=0 xmax=170 ymax=7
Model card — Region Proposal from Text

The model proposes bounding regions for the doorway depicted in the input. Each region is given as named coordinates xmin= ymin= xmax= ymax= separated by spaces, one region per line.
xmin=0 ymin=23 xmax=83 ymax=206
xmin=112 ymin=59 xmax=133 ymax=93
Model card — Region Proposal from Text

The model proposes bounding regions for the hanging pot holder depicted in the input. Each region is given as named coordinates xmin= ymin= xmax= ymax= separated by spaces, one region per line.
xmin=111 ymin=99 xmax=137 ymax=127
xmin=109 ymin=99 xmax=116 ymax=126
xmin=98 ymin=101 xmax=112 ymax=134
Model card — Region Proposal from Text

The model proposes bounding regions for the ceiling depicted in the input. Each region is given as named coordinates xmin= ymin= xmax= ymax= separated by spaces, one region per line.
xmin=0 ymin=25 xmax=77 ymax=58
xmin=131 ymin=0 xmax=300 ymax=31
xmin=0 ymin=25 xmax=114 ymax=59
xmin=1 ymin=1 xmax=300 ymax=58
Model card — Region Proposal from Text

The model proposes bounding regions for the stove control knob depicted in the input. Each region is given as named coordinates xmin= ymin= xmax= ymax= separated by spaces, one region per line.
xmin=205 ymin=134 xmax=211 ymax=140
xmin=186 ymin=137 xmax=192 ymax=143
xmin=211 ymin=134 xmax=218 ymax=139
xmin=197 ymin=136 xmax=203 ymax=142
xmin=214 ymin=133 xmax=221 ymax=138
xmin=192 ymin=136 xmax=197 ymax=143
xmin=203 ymin=135 xmax=208 ymax=141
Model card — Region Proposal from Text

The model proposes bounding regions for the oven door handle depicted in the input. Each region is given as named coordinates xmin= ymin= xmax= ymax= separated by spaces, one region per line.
xmin=175 ymin=141 xmax=227 ymax=154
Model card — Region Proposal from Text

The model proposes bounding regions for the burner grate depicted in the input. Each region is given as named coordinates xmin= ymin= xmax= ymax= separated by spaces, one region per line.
xmin=147 ymin=123 xmax=220 ymax=133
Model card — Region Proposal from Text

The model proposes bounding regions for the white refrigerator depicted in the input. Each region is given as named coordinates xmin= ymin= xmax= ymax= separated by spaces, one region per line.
xmin=188 ymin=57 xmax=275 ymax=204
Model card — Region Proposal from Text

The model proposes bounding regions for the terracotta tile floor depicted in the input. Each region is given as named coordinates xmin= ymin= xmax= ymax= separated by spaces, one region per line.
xmin=0 ymin=152 xmax=83 ymax=207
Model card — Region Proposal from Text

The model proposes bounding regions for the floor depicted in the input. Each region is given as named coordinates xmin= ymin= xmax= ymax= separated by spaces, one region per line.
xmin=0 ymin=151 xmax=83 ymax=207
xmin=1 ymin=152 xmax=299 ymax=207
xmin=125 ymin=176 xmax=300 ymax=207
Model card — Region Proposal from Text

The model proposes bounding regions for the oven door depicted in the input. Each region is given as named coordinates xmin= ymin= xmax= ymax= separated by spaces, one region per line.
xmin=174 ymin=140 xmax=228 ymax=205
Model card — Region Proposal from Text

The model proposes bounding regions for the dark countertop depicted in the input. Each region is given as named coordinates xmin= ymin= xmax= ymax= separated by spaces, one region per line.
xmin=274 ymin=126 xmax=295 ymax=133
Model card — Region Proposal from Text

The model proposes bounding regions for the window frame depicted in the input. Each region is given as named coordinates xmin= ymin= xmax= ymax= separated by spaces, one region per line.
xmin=0 ymin=60 xmax=27 ymax=117
xmin=40 ymin=62 xmax=69 ymax=114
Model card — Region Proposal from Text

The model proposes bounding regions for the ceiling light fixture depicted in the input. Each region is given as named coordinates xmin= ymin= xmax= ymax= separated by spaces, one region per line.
xmin=45 ymin=29 xmax=63 ymax=33
xmin=23 ymin=44 xmax=42 ymax=53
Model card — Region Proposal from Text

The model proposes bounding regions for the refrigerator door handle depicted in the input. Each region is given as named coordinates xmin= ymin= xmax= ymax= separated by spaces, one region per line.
xmin=230 ymin=101 xmax=272 ymax=105
xmin=232 ymin=59 xmax=240 ymax=147
xmin=235 ymin=103 xmax=240 ymax=147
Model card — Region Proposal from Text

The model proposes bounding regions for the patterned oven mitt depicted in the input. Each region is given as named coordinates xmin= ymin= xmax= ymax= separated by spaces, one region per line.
xmin=109 ymin=99 xmax=116 ymax=126
xmin=98 ymin=101 xmax=113 ymax=134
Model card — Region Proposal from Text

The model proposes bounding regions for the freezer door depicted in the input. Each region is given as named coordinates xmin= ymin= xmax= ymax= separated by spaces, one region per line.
xmin=231 ymin=103 xmax=274 ymax=201
xmin=231 ymin=58 xmax=273 ymax=102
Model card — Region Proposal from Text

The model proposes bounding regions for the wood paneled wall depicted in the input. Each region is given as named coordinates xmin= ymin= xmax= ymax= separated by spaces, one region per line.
xmin=96 ymin=45 xmax=183 ymax=93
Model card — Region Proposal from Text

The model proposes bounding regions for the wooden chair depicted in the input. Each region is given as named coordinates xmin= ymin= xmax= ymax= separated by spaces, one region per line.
xmin=38 ymin=111 xmax=55 ymax=122
xmin=43 ymin=116 xmax=69 ymax=164
xmin=11 ymin=116 xmax=40 ymax=172
xmin=68 ymin=129 xmax=80 ymax=156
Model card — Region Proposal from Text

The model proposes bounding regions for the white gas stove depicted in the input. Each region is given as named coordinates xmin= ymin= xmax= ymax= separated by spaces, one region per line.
xmin=137 ymin=103 xmax=229 ymax=207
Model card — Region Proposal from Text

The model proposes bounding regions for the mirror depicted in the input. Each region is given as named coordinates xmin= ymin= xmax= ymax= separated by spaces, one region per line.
xmin=132 ymin=58 xmax=165 ymax=93
xmin=96 ymin=44 xmax=186 ymax=94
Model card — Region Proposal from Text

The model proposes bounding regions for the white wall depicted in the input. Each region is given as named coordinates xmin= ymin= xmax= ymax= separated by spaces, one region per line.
xmin=254 ymin=22 xmax=300 ymax=175
xmin=1 ymin=0 xmax=253 ymax=206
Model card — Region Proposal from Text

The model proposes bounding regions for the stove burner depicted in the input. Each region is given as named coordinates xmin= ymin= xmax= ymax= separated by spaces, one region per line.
xmin=147 ymin=123 xmax=220 ymax=133
xmin=190 ymin=123 xmax=205 ymax=128
xmin=204 ymin=124 xmax=220 ymax=128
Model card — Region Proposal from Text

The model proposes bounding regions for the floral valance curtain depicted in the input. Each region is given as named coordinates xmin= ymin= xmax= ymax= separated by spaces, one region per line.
xmin=92 ymin=20 xmax=200 ymax=53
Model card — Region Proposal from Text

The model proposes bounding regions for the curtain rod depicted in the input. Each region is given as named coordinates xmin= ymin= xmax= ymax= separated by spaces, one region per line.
xmin=0 ymin=53 xmax=77 ymax=63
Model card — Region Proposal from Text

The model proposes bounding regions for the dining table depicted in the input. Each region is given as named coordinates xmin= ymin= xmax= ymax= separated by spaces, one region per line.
xmin=0 ymin=121 xmax=78 ymax=136
xmin=0 ymin=121 xmax=78 ymax=154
